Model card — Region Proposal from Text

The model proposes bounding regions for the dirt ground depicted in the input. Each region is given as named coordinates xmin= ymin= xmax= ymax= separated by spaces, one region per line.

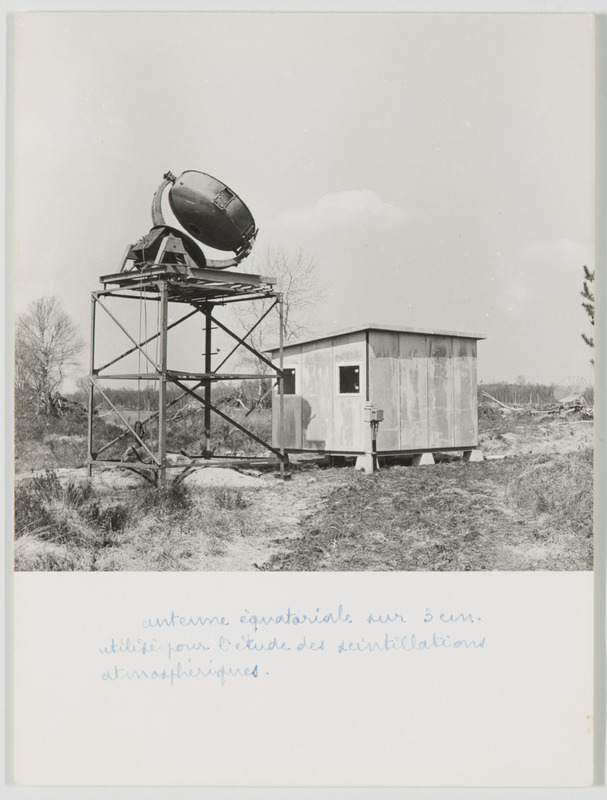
xmin=478 ymin=411 xmax=593 ymax=457
xmin=14 ymin=412 xmax=594 ymax=572
xmin=236 ymin=414 xmax=593 ymax=571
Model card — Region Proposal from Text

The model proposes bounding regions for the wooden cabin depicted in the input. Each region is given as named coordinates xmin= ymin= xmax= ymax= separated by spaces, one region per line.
xmin=269 ymin=324 xmax=484 ymax=457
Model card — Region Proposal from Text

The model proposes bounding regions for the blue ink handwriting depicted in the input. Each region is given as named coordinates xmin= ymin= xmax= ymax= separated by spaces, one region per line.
xmin=239 ymin=604 xmax=352 ymax=633
xmin=367 ymin=612 xmax=407 ymax=624
xmin=337 ymin=632 xmax=486 ymax=653
xmin=142 ymin=612 xmax=229 ymax=629
xmin=424 ymin=609 xmax=481 ymax=624
xmin=102 ymin=661 xmax=258 ymax=687
xmin=99 ymin=637 xmax=161 ymax=656
xmin=100 ymin=605 xmax=487 ymax=688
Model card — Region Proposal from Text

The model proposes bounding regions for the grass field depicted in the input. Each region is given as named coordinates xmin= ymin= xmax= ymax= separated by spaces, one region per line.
xmin=13 ymin=405 xmax=594 ymax=572
xmin=260 ymin=449 xmax=593 ymax=571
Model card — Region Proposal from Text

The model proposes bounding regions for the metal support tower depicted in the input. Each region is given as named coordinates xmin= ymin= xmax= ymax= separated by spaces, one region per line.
xmin=87 ymin=245 xmax=287 ymax=486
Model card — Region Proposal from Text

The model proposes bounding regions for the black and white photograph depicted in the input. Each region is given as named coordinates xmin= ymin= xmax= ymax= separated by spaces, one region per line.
xmin=8 ymin=9 xmax=601 ymax=790
xmin=13 ymin=12 xmax=595 ymax=575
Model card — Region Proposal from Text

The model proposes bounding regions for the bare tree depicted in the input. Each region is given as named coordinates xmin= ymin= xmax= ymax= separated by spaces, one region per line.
xmin=245 ymin=244 xmax=321 ymax=340
xmin=580 ymin=265 xmax=594 ymax=364
xmin=16 ymin=296 xmax=84 ymax=415
xmin=233 ymin=245 xmax=323 ymax=409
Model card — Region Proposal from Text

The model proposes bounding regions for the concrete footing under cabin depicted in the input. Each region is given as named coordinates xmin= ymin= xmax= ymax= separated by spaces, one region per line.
xmin=355 ymin=454 xmax=375 ymax=474
xmin=354 ymin=448 xmax=484 ymax=473
xmin=412 ymin=452 xmax=435 ymax=466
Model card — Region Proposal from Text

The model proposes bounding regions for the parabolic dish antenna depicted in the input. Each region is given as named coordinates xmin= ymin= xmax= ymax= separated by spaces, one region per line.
xmin=553 ymin=376 xmax=587 ymax=404
xmin=150 ymin=170 xmax=258 ymax=269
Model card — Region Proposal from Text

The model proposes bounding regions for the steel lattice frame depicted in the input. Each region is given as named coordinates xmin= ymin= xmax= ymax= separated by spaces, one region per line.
xmin=87 ymin=261 xmax=286 ymax=487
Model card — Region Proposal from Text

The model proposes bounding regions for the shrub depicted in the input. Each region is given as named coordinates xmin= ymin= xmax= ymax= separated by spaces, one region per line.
xmin=13 ymin=470 xmax=132 ymax=552
xmin=135 ymin=480 xmax=193 ymax=517
xmin=86 ymin=502 xmax=130 ymax=533
xmin=14 ymin=471 xmax=92 ymax=537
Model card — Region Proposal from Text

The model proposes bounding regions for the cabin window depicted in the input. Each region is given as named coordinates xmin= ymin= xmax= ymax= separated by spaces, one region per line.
xmin=338 ymin=365 xmax=361 ymax=394
xmin=283 ymin=368 xmax=296 ymax=395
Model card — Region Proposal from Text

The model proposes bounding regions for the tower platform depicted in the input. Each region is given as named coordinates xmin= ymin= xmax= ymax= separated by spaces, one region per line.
xmin=99 ymin=263 xmax=277 ymax=306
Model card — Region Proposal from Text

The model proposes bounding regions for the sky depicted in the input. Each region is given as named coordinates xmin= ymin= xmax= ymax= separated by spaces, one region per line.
xmin=11 ymin=11 xmax=597 ymax=386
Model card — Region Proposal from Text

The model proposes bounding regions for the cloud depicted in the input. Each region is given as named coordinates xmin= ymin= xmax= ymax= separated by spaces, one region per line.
xmin=270 ymin=190 xmax=409 ymax=232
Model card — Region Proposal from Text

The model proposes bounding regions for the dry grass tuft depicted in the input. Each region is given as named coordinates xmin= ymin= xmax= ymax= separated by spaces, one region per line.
xmin=209 ymin=486 xmax=251 ymax=510
xmin=91 ymin=489 xmax=257 ymax=571
xmin=13 ymin=471 xmax=261 ymax=572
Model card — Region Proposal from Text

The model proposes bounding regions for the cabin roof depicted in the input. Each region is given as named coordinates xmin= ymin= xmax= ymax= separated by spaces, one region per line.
xmin=267 ymin=323 xmax=486 ymax=354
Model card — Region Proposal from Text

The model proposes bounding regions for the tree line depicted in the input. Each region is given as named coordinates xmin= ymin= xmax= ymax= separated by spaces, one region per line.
xmin=15 ymin=262 xmax=595 ymax=423
xmin=478 ymin=382 xmax=591 ymax=406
